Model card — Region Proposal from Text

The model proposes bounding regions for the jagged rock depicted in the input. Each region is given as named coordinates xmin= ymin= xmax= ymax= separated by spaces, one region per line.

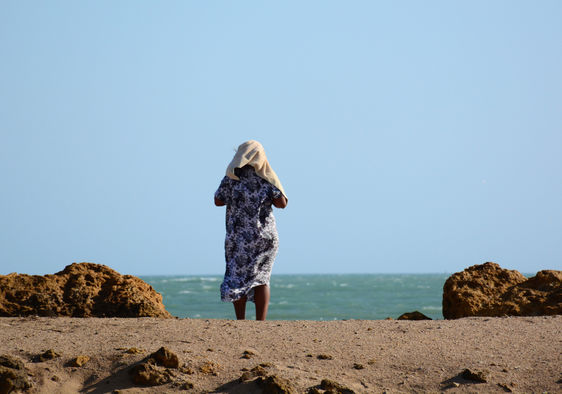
xmin=199 ymin=361 xmax=220 ymax=375
xmin=32 ymin=349 xmax=60 ymax=362
xmin=0 ymin=263 xmax=171 ymax=318
xmin=319 ymin=379 xmax=355 ymax=393
xmin=461 ymin=368 xmax=488 ymax=383
xmin=151 ymin=347 xmax=179 ymax=369
xmin=241 ymin=349 xmax=257 ymax=359
xmin=130 ymin=361 xmax=172 ymax=386
xmin=0 ymin=357 xmax=24 ymax=371
xmin=69 ymin=355 xmax=90 ymax=367
xmin=443 ymin=262 xmax=562 ymax=319
xmin=397 ymin=311 xmax=432 ymax=320
xmin=0 ymin=355 xmax=32 ymax=394
xmin=239 ymin=365 xmax=269 ymax=382
xmin=179 ymin=365 xmax=194 ymax=375
xmin=256 ymin=375 xmax=296 ymax=394
xmin=316 ymin=354 xmax=333 ymax=360
xmin=129 ymin=347 xmax=180 ymax=387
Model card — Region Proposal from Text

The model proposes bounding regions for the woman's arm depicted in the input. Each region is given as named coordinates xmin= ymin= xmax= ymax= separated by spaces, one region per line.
xmin=214 ymin=197 xmax=226 ymax=206
xmin=273 ymin=195 xmax=288 ymax=209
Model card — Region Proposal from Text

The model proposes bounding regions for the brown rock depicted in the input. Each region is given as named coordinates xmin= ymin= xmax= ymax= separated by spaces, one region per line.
xmin=317 ymin=354 xmax=333 ymax=360
xmin=69 ymin=355 xmax=90 ymax=367
xmin=397 ymin=311 xmax=432 ymax=320
xmin=129 ymin=347 xmax=180 ymax=386
xmin=130 ymin=361 xmax=171 ymax=386
xmin=0 ymin=355 xmax=32 ymax=394
xmin=0 ymin=356 xmax=24 ymax=371
xmin=151 ymin=347 xmax=179 ymax=368
xmin=241 ymin=349 xmax=256 ymax=359
xmin=32 ymin=349 xmax=60 ymax=362
xmin=443 ymin=262 xmax=562 ymax=319
xmin=501 ymin=270 xmax=562 ymax=316
xmin=0 ymin=263 xmax=172 ymax=318
xmin=461 ymin=368 xmax=488 ymax=383
xmin=239 ymin=371 xmax=255 ymax=382
xmin=199 ymin=361 xmax=220 ymax=375
xmin=319 ymin=378 xmax=355 ymax=393
xmin=256 ymin=374 xmax=296 ymax=394
xmin=239 ymin=365 xmax=269 ymax=382
xmin=179 ymin=365 xmax=194 ymax=375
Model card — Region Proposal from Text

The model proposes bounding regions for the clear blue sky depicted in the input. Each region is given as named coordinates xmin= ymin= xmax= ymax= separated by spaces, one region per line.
xmin=1 ymin=2 xmax=561 ymax=276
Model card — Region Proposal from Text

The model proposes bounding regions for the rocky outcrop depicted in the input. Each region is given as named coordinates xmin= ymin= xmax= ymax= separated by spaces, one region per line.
xmin=0 ymin=263 xmax=172 ymax=318
xmin=443 ymin=262 xmax=562 ymax=319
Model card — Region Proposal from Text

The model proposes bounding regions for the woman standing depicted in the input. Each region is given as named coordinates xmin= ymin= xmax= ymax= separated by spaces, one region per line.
xmin=214 ymin=140 xmax=288 ymax=320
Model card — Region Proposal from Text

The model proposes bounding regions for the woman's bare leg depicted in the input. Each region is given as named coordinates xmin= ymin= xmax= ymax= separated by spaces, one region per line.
xmin=233 ymin=296 xmax=247 ymax=320
xmin=254 ymin=285 xmax=270 ymax=321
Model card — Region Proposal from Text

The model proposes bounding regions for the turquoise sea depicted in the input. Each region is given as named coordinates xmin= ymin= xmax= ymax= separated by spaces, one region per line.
xmin=142 ymin=274 xmax=449 ymax=320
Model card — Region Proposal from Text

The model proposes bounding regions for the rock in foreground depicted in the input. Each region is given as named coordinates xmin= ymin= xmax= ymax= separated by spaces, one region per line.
xmin=130 ymin=347 xmax=180 ymax=386
xmin=0 ymin=263 xmax=172 ymax=318
xmin=443 ymin=262 xmax=561 ymax=319
xmin=0 ymin=355 xmax=32 ymax=393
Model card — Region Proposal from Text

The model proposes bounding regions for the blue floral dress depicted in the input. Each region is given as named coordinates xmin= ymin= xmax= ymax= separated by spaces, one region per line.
xmin=215 ymin=165 xmax=283 ymax=302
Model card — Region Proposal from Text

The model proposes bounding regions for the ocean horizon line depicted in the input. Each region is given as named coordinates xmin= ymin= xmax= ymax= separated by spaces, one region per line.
xmin=139 ymin=272 xmax=455 ymax=277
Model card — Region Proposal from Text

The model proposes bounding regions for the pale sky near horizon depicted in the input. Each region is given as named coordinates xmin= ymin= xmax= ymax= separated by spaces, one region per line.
xmin=1 ymin=2 xmax=561 ymax=276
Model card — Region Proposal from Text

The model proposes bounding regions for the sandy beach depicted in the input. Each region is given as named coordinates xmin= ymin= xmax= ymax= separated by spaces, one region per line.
xmin=0 ymin=316 xmax=560 ymax=393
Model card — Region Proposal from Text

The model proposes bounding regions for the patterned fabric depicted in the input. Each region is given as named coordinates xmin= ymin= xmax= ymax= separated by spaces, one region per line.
xmin=215 ymin=165 xmax=283 ymax=302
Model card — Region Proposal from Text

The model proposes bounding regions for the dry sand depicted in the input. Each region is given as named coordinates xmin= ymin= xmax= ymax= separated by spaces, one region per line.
xmin=1 ymin=316 xmax=560 ymax=393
